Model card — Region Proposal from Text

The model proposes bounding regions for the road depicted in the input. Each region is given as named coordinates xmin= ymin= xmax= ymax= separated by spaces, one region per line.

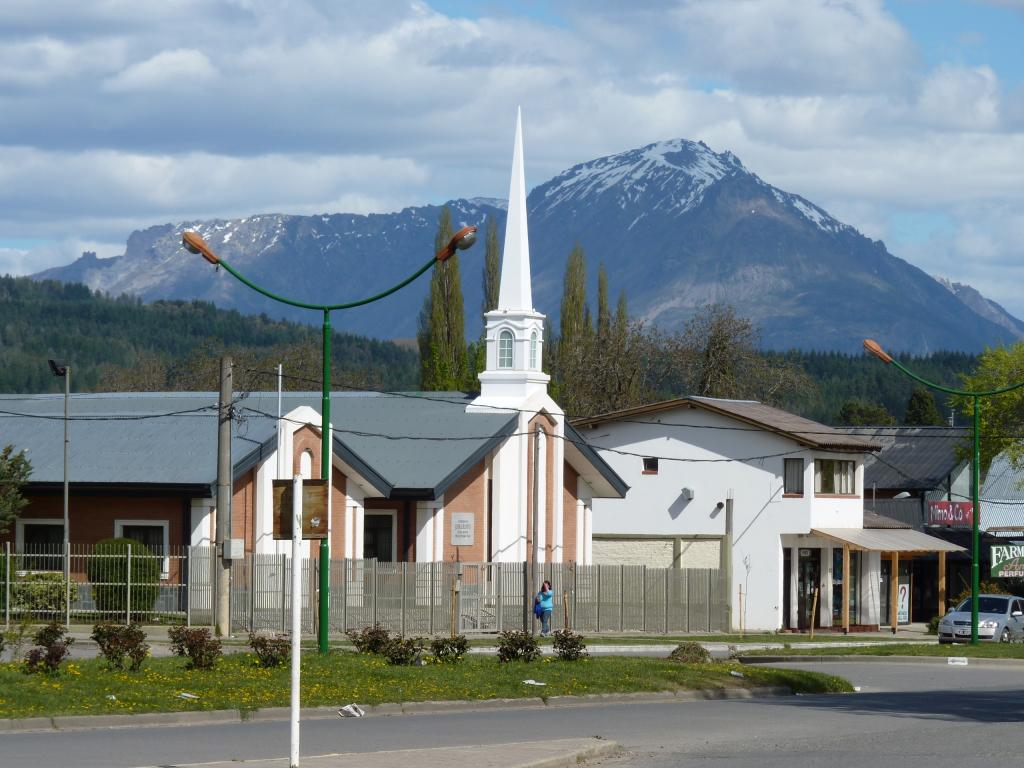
xmin=3 ymin=660 xmax=1023 ymax=768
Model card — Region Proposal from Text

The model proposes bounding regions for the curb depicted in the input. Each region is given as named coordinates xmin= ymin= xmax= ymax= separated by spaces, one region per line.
xmin=0 ymin=686 xmax=793 ymax=734
xmin=740 ymin=654 xmax=1024 ymax=667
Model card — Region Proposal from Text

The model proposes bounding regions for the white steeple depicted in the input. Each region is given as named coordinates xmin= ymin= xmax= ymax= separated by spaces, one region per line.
xmin=472 ymin=108 xmax=549 ymax=406
xmin=497 ymin=107 xmax=533 ymax=313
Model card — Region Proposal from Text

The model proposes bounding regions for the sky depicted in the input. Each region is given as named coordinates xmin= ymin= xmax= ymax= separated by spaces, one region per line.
xmin=1 ymin=0 xmax=1023 ymax=316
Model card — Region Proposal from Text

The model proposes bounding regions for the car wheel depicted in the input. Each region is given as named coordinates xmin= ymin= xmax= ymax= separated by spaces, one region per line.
xmin=938 ymin=639 xmax=952 ymax=645
xmin=1000 ymin=627 xmax=1011 ymax=643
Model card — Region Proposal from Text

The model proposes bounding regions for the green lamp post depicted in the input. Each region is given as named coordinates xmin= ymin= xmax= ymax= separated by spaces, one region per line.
xmin=863 ymin=339 xmax=1024 ymax=644
xmin=184 ymin=225 xmax=478 ymax=654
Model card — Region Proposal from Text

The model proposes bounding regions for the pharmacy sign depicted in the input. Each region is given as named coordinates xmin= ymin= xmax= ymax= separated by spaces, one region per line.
xmin=991 ymin=544 xmax=1024 ymax=578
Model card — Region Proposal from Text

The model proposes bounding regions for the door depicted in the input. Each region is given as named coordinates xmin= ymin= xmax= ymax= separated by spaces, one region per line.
xmin=363 ymin=513 xmax=395 ymax=562
xmin=797 ymin=548 xmax=821 ymax=630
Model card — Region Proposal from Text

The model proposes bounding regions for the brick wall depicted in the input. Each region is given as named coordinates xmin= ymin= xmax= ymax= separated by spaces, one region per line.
xmin=441 ymin=460 xmax=487 ymax=562
xmin=593 ymin=537 xmax=721 ymax=568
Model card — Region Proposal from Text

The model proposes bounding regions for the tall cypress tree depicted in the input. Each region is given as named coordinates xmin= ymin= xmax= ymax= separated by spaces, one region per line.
xmin=904 ymin=385 xmax=944 ymax=426
xmin=418 ymin=207 xmax=468 ymax=390
xmin=560 ymin=244 xmax=588 ymax=346
xmin=597 ymin=262 xmax=611 ymax=342
xmin=468 ymin=216 xmax=501 ymax=384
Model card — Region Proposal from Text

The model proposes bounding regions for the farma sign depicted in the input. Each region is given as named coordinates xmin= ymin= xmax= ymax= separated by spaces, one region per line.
xmin=991 ymin=545 xmax=1024 ymax=578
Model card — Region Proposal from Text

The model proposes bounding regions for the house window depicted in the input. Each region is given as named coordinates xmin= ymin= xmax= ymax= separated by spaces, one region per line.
xmin=115 ymin=520 xmax=170 ymax=578
xmin=299 ymin=449 xmax=313 ymax=479
xmin=784 ymin=458 xmax=804 ymax=495
xmin=498 ymin=330 xmax=514 ymax=369
xmin=642 ymin=457 xmax=659 ymax=475
xmin=529 ymin=331 xmax=539 ymax=369
xmin=18 ymin=520 xmax=64 ymax=571
xmin=814 ymin=459 xmax=855 ymax=495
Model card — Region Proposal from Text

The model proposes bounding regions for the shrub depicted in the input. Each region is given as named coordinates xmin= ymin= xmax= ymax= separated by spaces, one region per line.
xmin=429 ymin=635 xmax=469 ymax=664
xmin=11 ymin=572 xmax=79 ymax=616
xmin=24 ymin=622 xmax=72 ymax=674
xmin=168 ymin=626 xmax=221 ymax=670
xmin=91 ymin=623 xmax=149 ymax=671
xmin=926 ymin=615 xmax=940 ymax=636
xmin=953 ymin=581 xmax=1011 ymax=605
xmin=346 ymin=624 xmax=393 ymax=655
xmin=383 ymin=635 xmax=426 ymax=666
xmin=496 ymin=630 xmax=541 ymax=663
xmin=668 ymin=641 xmax=710 ymax=664
xmin=249 ymin=632 xmax=291 ymax=668
xmin=86 ymin=538 xmax=161 ymax=620
xmin=552 ymin=629 xmax=588 ymax=661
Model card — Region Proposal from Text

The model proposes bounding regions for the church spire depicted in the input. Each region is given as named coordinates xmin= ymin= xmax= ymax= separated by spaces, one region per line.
xmin=497 ymin=107 xmax=533 ymax=313
xmin=472 ymin=108 xmax=549 ymax=406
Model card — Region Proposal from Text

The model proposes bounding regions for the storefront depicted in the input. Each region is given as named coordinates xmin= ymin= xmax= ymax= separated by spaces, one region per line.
xmin=782 ymin=529 xmax=964 ymax=631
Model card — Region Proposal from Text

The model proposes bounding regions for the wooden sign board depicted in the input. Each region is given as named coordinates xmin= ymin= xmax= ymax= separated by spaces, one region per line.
xmin=273 ymin=479 xmax=328 ymax=540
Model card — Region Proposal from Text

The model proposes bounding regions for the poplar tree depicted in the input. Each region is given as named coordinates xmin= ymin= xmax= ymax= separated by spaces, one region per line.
xmin=597 ymin=262 xmax=611 ymax=342
xmin=903 ymin=385 xmax=944 ymax=426
xmin=560 ymin=244 xmax=588 ymax=346
xmin=418 ymin=206 xmax=468 ymax=390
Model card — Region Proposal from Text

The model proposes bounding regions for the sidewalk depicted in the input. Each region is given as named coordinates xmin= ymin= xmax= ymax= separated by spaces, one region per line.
xmin=134 ymin=738 xmax=618 ymax=768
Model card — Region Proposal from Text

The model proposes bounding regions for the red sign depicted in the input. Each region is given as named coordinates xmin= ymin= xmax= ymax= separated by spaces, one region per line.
xmin=928 ymin=501 xmax=974 ymax=527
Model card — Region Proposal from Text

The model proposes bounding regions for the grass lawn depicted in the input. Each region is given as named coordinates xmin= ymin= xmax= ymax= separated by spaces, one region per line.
xmin=741 ymin=642 xmax=1024 ymax=659
xmin=0 ymin=652 xmax=851 ymax=720
xmin=455 ymin=633 xmax=914 ymax=647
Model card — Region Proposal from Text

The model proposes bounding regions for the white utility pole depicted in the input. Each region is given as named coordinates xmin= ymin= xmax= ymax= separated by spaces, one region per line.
xmin=290 ymin=474 xmax=303 ymax=768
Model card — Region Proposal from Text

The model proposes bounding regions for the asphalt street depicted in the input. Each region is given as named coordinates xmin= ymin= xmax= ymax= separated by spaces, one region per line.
xmin=2 ymin=660 xmax=1023 ymax=768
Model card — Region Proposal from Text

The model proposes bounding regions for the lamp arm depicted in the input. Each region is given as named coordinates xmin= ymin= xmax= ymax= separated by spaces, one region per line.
xmin=890 ymin=358 xmax=1024 ymax=398
xmin=216 ymin=256 xmax=437 ymax=312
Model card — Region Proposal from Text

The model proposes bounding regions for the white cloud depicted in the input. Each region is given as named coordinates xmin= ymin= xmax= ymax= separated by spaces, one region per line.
xmin=918 ymin=65 xmax=1001 ymax=130
xmin=104 ymin=48 xmax=218 ymax=92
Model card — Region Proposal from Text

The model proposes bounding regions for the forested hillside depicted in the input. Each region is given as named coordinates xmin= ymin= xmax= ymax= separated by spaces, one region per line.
xmin=0 ymin=276 xmax=418 ymax=394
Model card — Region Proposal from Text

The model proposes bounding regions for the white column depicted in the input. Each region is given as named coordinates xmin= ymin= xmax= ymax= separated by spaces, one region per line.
xmin=416 ymin=502 xmax=436 ymax=562
xmin=789 ymin=546 xmax=800 ymax=629
xmin=345 ymin=484 xmax=364 ymax=560
xmin=433 ymin=502 xmax=446 ymax=563
xmin=822 ymin=545 xmax=834 ymax=627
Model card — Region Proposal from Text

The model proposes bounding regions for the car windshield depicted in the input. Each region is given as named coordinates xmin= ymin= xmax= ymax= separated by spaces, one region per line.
xmin=955 ymin=597 xmax=1008 ymax=614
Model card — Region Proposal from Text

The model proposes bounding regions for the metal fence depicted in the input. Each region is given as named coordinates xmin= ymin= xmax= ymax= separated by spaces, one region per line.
xmin=2 ymin=543 xmax=726 ymax=635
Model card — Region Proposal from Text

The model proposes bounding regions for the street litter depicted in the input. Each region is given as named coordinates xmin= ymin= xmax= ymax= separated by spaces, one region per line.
xmin=948 ymin=657 xmax=968 ymax=666
xmin=853 ymin=686 xmax=862 ymax=692
xmin=177 ymin=692 xmax=200 ymax=700
xmin=338 ymin=704 xmax=365 ymax=717
xmin=106 ymin=695 xmax=117 ymax=701
xmin=729 ymin=671 xmax=744 ymax=678
xmin=522 ymin=679 xmax=547 ymax=686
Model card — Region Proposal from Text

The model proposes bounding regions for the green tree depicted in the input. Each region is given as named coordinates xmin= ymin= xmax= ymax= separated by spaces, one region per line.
xmin=596 ymin=263 xmax=611 ymax=342
xmin=956 ymin=342 xmax=1024 ymax=469
xmin=838 ymin=399 xmax=896 ymax=426
xmin=469 ymin=216 xmax=502 ymax=383
xmin=666 ymin=304 xmax=811 ymax=406
xmin=903 ymin=385 xmax=944 ymax=426
xmin=559 ymin=244 xmax=589 ymax=346
xmin=418 ymin=207 xmax=469 ymax=390
xmin=0 ymin=444 xmax=31 ymax=536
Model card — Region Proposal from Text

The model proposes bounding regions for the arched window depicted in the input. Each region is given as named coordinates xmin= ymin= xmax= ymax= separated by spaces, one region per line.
xmin=300 ymin=449 xmax=313 ymax=479
xmin=529 ymin=331 xmax=539 ymax=369
xmin=498 ymin=330 xmax=514 ymax=369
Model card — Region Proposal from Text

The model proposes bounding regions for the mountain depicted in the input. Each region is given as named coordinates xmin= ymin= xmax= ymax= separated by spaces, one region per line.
xmin=934 ymin=276 xmax=1024 ymax=340
xmin=33 ymin=140 xmax=1021 ymax=353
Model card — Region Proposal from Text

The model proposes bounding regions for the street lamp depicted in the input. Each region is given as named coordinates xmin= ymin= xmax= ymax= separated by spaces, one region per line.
xmin=863 ymin=339 xmax=1024 ymax=644
xmin=48 ymin=359 xmax=70 ymax=626
xmin=183 ymin=225 xmax=478 ymax=654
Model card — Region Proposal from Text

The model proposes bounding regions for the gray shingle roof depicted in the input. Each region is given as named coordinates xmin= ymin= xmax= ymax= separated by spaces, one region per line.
xmin=0 ymin=392 xmax=518 ymax=499
xmin=836 ymin=427 xmax=969 ymax=491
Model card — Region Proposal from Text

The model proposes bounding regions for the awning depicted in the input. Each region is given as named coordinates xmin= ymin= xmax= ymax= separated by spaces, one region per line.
xmin=811 ymin=528 xmax=965 ymax=553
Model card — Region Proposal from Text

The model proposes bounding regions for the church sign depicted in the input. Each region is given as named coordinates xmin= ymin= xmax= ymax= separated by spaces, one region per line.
xmin=927 ymin=501 xmax=973 ymax=527
xmin=991 ymin=545 xmax=1024 ymax=579
xmin=451 ymin=512 xmax=475 ymax=547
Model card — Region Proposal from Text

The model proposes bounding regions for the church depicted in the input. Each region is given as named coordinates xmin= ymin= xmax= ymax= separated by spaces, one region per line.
xmin=3 ymin=111 xmax=627 ymax=567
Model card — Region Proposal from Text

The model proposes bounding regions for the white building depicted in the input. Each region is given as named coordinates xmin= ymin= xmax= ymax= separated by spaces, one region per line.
xmin=579 ymin=396 xmax=962 ymax=631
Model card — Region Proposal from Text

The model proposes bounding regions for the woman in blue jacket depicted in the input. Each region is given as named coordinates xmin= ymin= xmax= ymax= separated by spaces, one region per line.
xmin=536 ymin=580 xmax=554 ymax=636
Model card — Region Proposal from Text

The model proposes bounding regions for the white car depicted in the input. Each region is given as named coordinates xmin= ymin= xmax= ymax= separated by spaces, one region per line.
xmin=936 ymin=594 xmax=1024 ymax=643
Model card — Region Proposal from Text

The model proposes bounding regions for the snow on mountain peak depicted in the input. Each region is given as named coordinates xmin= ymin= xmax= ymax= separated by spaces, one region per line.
xmin=538 ymin=138 xmax=742 ymax=215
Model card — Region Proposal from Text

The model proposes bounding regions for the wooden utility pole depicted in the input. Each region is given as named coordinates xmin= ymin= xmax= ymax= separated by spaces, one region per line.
xmin=215 ymin=356 xmax=233 ymax=636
